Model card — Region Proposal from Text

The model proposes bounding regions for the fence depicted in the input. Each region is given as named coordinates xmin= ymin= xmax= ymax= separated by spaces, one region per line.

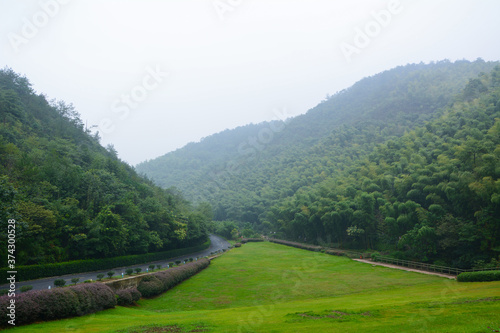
xmin=372 ymin=255 xmax=500 ymax=276
xmin=269 ymin=238 xmax=498 ymax=276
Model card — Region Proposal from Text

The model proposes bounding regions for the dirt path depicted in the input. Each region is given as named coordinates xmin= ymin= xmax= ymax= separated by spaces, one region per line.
xmin=352 ymin=259 xmax=456 ymax=279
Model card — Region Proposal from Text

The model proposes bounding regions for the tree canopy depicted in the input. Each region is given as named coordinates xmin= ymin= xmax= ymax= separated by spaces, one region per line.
xmin=0 ymin=67 xmax=210 ymax=265
xmin=138 ymin=60 xmax=500 ymax=268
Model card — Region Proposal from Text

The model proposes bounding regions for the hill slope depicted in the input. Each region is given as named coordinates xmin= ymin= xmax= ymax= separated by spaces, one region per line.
xmin=136 ymin=59 xmax=498 ymax=224
xmin=266 ymin=65 xmax=500 ymax=267
xmin=0 ymin=68 xmax=209 ymax=265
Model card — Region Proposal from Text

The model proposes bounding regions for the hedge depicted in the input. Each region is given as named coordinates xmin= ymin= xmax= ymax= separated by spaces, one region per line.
xmin=116 ymin=287 xmax=141 ymax=306
xmin=269 ymin=238 xmax=322 ymax=252
xmin=324 ymin=249 xmax=346 ymax=257
xmin=0 ymin=283 xmax=116 ymax=327
xmin=0 ymin=238 xmax=210 ymax=282
xmin=137 ymin=259 xmax=210 ymax=298
xmin=241 ymin=238 xmax=264 ymax=243
xmin=457 ymin=270 xmax=500 ymax=282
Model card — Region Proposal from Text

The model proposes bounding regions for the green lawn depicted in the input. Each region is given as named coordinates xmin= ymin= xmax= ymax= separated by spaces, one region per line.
xmin=9 ymin=242 xmax=500 ymax=332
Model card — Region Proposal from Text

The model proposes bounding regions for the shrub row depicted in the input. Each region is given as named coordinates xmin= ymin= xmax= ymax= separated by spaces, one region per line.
xmin=0 ymin=239 xmax=210 ymax=282
xmin=0 ymin=283 xmax=116 ymax=327
xmin=241 ymin=238 xmax=264 ymax=243
xmin=137 ymin=259 xmax=210 ymax=298
xmin=269 ymin=238 xmax=322 ymax=252
xmin=457 ymin=270 xmax=500 ymax=282
xmin=116 ymin=288 xmax=141 ymax=306
xmin=324 ymin=250 xmax=346 ymax=257
xmin=234 ymin=243 xmax=242 ymax=248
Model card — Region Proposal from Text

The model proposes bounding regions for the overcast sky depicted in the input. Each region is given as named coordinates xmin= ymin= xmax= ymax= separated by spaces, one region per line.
xmin=1 ymin=0 xmax=499 ymax=165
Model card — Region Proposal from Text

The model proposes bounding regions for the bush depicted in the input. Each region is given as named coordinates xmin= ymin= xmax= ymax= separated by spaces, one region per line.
xmin=269 ymin=238 xmax=321 ymax=252
xmin=137 ymin=259 xmax=210 ymax=299
xmin=134 ymin=268 xmax=142 ymax=274
xmin=54 ymin=279 xmax=66 ymax=287
xmin=0 ymin=289 xmax=7 ymax=296
xmin=189 ymin=258 xmax=194 ymax=262
xmin=457 ymin=270 xmax=500 ymax=282
xmin=84 ymin=280 xmax=92 ymax=283
xmin=234 ymin=243 xmax=242 ymax=248
xmin=116 ymin=287 xmax=141 ymax=306
xmin=71 ymin=278 xmax=80 ymax=285
xmin=107 ymin=271 xmax=115 ymax=278
xmin=156 ymin=264 xmax=162 ymax=270
xmin=126 ymin=268 xmax=134 ymax=275
xmin=325 ymin=250 xmax=345 ymax=257
xmin=97 ymin=273 xmax=105 ymax=280
xmin=149 ymin=264 xmax=156 ymax=271
xmin=129 ymin=288 xmax=142 ymax=302
xmin=169 ymin=262 xmax=174 ymax=267
xmin=20 ymin=285 xmax=33 ymax=292
xmin=137 ymin=275 xmax=164 ymax=298
xmin=241 ymin=238 xmax=264 ymax=243
xmin=0 ymin=283 xmax=117 ymax=327
xmin=116 ymin=289 xmax=132 ymax=306
xmin=175 ymin=260 xmax=181 ymax=265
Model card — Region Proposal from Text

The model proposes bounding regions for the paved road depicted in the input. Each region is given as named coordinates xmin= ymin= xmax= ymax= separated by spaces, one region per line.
xmin=1 ymin=234 xmax=230 ymax=292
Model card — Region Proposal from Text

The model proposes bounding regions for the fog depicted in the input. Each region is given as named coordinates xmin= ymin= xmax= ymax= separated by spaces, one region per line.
xmin=1 ymin=0 xmax=499 ymax=164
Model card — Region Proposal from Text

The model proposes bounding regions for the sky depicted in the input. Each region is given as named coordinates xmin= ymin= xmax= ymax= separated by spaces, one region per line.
xmin=1 ymin=0 xmax=500 ymax=165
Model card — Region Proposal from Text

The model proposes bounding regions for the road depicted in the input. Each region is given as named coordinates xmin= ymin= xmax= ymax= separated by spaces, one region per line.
xmin=1 ymin=234 xmax=230 ymax=292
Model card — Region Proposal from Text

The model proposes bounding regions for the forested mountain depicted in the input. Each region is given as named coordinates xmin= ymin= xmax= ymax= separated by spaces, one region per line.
xmin=267 ymin=67 xmax=500 ymax=268
xmin=137 ymin=60 xmax=500 ymax=267
xmin=137 ymin=61 xmax=496 ymax=212
xmin=0 ymin=68 xmax=209 ymax=266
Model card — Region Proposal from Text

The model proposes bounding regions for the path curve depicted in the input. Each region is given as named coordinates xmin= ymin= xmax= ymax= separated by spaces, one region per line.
xmin=352 ymin=258 xmax=456 ymax=279
xmin=1 ymin=234 xmax=230 ymax=291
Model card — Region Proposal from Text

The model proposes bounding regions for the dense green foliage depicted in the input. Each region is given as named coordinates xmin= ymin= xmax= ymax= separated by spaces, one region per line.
xmin=138 ymin=60 xmax=500 ymax=268
xmin=267 ymin=66 xmax=500 ymax=268
xmin=457 ymin=270 xmax=500 ymax=282
xmin=0 ymin=68 xmax=210 ymax=265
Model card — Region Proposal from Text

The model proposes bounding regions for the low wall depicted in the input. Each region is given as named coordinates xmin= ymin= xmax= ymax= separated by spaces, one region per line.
xmin=103 ymin=274 xmax=151 ymax=292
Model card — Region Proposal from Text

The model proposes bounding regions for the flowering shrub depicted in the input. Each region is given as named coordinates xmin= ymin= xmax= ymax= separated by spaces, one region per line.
xmin=116 ymin=288 xmax=141 ymax=306
xmin=0 ymin=283 xmax=116 ymax=327
xmin=137 ymin=275 xmax=163 ymax=298
xmin=137 ymin=259 xmax=210 ymax=298
xmin=241 ymin=238 xmax=264 ymax=243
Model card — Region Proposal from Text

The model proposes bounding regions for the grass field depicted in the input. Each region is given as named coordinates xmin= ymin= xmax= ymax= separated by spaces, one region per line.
xmin=8 ymin=242 xmax=500 ymax=332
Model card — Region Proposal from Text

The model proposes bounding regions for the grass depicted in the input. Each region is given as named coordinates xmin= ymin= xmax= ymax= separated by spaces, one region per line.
xmin=8 ymin=242 xmax=500 ymax=332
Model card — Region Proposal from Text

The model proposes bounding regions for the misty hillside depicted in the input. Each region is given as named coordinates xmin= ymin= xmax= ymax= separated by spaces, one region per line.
xmin=138 ymin=60 xmax=500 ymax=268
xmin=0 ymin=68 xmax=209 ymax=266
xmin=136 ymin=60 xmax=498 ymax=218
